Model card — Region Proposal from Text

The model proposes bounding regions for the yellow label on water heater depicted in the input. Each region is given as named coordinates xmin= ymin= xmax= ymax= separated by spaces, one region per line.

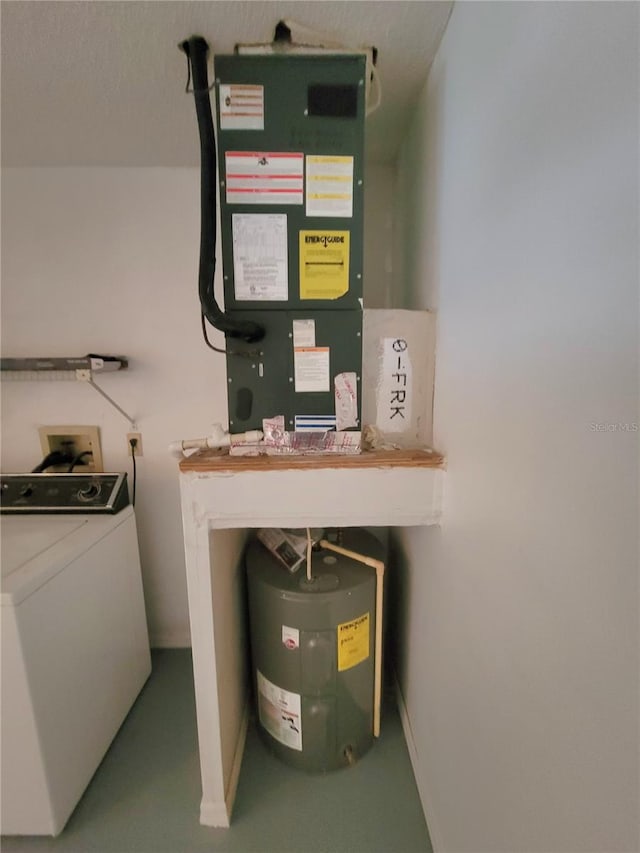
xmin=337 ymin=612 xmax=370 ymax=671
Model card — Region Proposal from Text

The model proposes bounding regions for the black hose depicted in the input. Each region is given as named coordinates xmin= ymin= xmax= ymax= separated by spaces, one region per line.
xmin=180 ymin=36 xmax=264 ymax=344
xmin=31 ymin=451 xmax=74 ymax=473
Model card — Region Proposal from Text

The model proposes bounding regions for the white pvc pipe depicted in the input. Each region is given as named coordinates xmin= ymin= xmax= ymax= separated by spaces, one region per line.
xmin=318 ymin=538 xmax=385 ymax=738
xmin=168 ymin=425 xmax=263 ymax=458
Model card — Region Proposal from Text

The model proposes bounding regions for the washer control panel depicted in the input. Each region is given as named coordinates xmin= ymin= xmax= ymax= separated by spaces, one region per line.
xmin=0 ymin=473 xmax=129 ymax=514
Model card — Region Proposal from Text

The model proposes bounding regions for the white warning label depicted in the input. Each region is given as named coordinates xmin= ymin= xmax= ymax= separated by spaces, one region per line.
xmin=219 ymin=84 xmax=264 ymax=130
xmin=306 ymin=155 xmax=354 ymax=218
xmin=257 ymin=671 xmax=302 ymax=751
xmin=225 ymin=152 xmax=304 ymax=205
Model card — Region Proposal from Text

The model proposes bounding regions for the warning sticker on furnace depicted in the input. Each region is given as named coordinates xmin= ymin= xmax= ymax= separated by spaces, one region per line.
xmin=257 ymin=671 xmax=302 ymax=751
xmin=299 ymin=231 xmax=350 ymax=300
xmin=306 ymin=155 xmax=354 ymax=218
xmin=337 ymin=612 xmax=370 ymax=672
xmin=219 ymin=84 xmax=264 ymax=131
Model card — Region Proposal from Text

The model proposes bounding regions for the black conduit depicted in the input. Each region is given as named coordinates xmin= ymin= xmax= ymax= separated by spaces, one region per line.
xmin=179 ymin=36 xmax=264 ymax=344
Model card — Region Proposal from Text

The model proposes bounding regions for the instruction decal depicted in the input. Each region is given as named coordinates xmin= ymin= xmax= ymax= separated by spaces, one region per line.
xmin=294 ymin=347 xmax=330 ymax=393
xmin=232 ymin=213 xmax=288 ymax=301
xmin=337 ymin=613 xmax=370 ymax=672
xmin=292 ymin=319 xmax=316 ymax=348
xmin=306 ymin=155 xmax=354 ymax=217
xmin=219 ymin=84 xmax=264 ymax=131
xmin=225 ymin=152 xmax=304 ymax=205
xmin=257 ymin=671 xmax=302 ymax=751
xmin=299 ymin=231 xmax=350 ymax=300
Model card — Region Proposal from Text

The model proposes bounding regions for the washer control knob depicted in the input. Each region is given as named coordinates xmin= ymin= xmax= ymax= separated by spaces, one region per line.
xmin=19 ymin=485 xmax=34 ymax=498
xmin=77 ymin=482 xmax=101 ymax=502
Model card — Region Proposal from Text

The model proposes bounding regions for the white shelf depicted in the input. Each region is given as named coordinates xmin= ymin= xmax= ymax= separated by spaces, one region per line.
xmin=178 ymin=449 xmax=445 ymax=827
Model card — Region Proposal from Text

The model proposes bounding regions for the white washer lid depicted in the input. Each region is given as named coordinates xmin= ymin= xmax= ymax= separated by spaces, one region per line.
xmin=1 ymin=518 xmax=87 ymax=580
xmin=1 ymin=507 xmax=132 ymax=606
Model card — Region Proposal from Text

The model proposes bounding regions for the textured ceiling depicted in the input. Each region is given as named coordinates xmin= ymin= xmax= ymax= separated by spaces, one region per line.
xmin=1 ymin=0 xmax=452 ymax=166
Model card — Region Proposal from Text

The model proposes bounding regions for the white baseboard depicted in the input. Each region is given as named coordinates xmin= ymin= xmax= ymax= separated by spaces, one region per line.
xmin=394 ymin=673 xmax=445 ymax=853
xmin=197 ymin=701 xmax=249 ymax=828
xmin=225 ymin=699 xmax=250 ymax=820
xmin=199 ymin=799 xmax=230 ymax=828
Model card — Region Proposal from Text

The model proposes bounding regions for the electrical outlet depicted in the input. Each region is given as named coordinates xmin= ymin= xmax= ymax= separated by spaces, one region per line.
xmin=38 ymin=425 xmax=103 ymax=473
xmin=127 ymin=433 xmax=143 ymax=456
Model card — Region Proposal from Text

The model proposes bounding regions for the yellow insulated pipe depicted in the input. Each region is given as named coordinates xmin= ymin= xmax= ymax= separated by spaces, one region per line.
xmin=318 ymin=538 xmax=385 ymax=738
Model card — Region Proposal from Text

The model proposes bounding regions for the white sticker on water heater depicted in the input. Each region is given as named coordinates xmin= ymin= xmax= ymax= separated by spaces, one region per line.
xmin=257 ymin=670 xmax=302 ymax=751
xmin=282 ymin=625 xmax=300 ymax=650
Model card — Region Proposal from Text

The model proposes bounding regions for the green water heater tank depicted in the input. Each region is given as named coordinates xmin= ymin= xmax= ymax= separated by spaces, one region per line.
xmin=246 ymin=528 xmax=383 ymax=772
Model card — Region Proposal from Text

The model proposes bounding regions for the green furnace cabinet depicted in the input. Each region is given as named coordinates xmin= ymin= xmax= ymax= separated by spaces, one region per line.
xmin=214 ymin=53 xmax=366 ymax=432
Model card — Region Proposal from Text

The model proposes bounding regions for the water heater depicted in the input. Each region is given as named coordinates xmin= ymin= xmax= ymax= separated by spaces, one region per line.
xmin=246 ymin=529 xmax=383 ymax=771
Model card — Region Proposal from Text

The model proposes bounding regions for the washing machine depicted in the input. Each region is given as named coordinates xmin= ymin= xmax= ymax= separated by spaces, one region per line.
xmin=0 ymin=473 xmax=151 ymax=836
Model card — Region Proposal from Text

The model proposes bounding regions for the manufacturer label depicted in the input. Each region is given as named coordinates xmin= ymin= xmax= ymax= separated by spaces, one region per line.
xmin=337 ymin=612 xmax=370 ymax=672
xmin=232 ymin=213 xmax=288 ymax=301
xmin=257 ymin=671 xmax=302 ymax=751
xmin=299 ymin=231 xmax=350 ymax=300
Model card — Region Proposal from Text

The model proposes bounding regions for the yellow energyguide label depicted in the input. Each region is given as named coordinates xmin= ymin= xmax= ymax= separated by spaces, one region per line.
xmin=299 ymin=230 xmax=350 ymax=300
xmin=337 ymin=612 xmax=370 ymax=672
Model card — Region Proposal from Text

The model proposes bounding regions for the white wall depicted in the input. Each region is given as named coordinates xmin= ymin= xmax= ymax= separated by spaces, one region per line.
xmin=1 ymin=168 xmax=220 ymax=646
xmin=393 ymin=3 xmax=639 ymax=852
xmin=1 ymin=164 xmax=391 ymax=646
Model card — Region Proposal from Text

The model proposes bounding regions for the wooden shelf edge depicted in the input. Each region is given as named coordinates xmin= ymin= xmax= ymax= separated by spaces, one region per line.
xmin=179 ymin=447 xmax=445 ymax=473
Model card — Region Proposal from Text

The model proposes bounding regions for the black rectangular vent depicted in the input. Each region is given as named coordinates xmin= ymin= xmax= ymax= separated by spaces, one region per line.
xmin=307 ymin=84 xmax=358 ymax=118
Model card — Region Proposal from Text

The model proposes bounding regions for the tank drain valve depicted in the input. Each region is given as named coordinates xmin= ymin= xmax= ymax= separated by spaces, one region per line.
xmin=343 ymin=745 xmax=356 ymax=766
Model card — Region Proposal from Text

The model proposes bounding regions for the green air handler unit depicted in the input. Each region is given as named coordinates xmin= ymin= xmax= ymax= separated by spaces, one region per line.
xmin=213 ymin=52 xmax=366 ymax=433
xmin=246 ymin=529 xmax=383 ymax=771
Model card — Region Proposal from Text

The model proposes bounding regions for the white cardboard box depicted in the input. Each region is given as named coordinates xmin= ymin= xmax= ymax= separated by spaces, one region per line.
xmin=362 ymin=309 xmax=436 ymax=448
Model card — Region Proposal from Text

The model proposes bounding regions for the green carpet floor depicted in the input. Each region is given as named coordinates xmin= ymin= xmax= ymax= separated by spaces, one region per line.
xmin=2 ymin=649 xmax=432 ymax=853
